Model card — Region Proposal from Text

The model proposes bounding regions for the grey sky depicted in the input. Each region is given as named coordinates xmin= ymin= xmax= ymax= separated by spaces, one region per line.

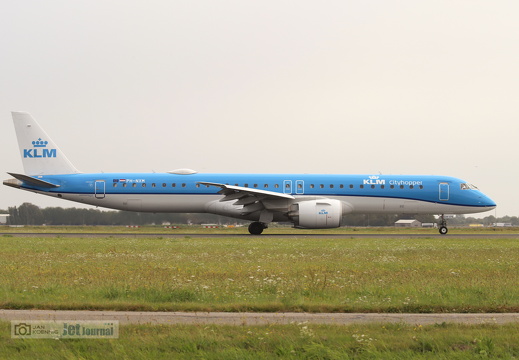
xmin=1 ymin=1 xmax=517 ymax=218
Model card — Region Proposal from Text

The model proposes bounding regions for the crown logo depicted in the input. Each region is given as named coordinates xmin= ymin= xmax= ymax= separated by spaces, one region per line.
xmin=32 ymin=138 xmax=48 ymax=148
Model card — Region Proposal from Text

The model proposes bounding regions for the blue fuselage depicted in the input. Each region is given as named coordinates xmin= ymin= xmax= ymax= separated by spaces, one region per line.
xmin=17 ymin=173 xmax=496 ymax=215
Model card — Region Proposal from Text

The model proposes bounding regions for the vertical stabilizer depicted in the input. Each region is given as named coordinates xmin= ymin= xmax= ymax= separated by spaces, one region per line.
xmin=12 ymin=112 xmax=80 ymax=175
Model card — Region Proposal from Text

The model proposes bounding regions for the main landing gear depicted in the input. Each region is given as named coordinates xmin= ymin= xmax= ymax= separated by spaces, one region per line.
xmin=248 ymin=221 xmax=267 ymax=235
xmin=438 ymin=215 xmax=448 ymax=235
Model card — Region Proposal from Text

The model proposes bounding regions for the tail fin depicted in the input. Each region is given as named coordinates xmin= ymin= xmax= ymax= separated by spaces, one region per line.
xmin=12 ymin=112 xmax=80 ymax=175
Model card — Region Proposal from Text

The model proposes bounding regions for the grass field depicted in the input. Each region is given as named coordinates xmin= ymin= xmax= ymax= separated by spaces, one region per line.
xmin=1 ymin=322 xmax=518 ymax=359
xmin=0 ymin=232 xmax=517 ymax=312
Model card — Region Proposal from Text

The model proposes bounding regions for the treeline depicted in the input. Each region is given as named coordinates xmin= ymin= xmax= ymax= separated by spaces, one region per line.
xmin=449 ymin=214 xmax=519 ymax=226
xmin=3 ymin=203 xmax=244 ymax=226
xmin=0 ymin=202 xmax=514 ymax=227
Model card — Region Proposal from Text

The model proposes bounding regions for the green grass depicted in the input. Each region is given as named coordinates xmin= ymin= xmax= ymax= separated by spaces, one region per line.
xmin=1 ymin=322 xmax=518 ymax=359
xmin=0 ymin=235 xmax=517 ymax=312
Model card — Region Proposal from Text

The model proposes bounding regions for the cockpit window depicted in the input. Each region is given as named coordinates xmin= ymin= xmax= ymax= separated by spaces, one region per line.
xmin=461 ymin=183 xmax=478 ymax=190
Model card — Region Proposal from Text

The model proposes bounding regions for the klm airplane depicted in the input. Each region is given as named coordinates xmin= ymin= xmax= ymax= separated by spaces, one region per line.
xmin=4 ymin=112 xmax=496 ymax=235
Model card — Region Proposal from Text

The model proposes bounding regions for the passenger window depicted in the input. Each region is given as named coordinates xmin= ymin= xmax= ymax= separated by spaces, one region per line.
xmin=310 ymin=184 xmax=314 ymax=189
xmin=390 ymin=185 xmax=394 ymax=189
xmin=419 ymin=185 xmax=423 ymax=189
xmin=360 ymin=185 xmax=364 ymax=189
xmin=142 ymin=183 xmax=146 ymax=187
xmin=182 ymin=183 xmax=186 ymax=188
xmin=132 ymin=183 xmax=136 ymax=188
xmin=113 ymin=183 xmax=117 ymax=187
xmin=410 ymin=185 xmax=414 ymax=189
xmin=172 ymin=183 xmax=176 ymax=187
xmin=122 ymin=183 xmax=127 ymax=188
xmin=381 ymin=185 xmax=385 ymax=189
xmin=285 ymin=183 xmax=290 ymax=188
xmin=275 ymin=184 xmax=279 ymax=188
xmin=371 ymin=185 xmax=375 ymax=189
xmin=320 ymin=184 xmax=324 ymax=189
xmin=340 ymin=184 xmax=344 ymax=189
xmin=254 ymin=184 xmax=258 ymax=188
xmin=162 ymin=183 xmax=166 ymax=187
xmin=298 ymin=184 xmax=302 ymax=189
xmin=244 ymin=184 xmax=248 ymax=187
xmin=264 ymin=184 xmax=268 ymax=188
xmin=152 ymin=183 xmax=156 ymax=188
xmin=400 ymin=185 xmax=404 ymax=189
xmin=330 ymin=184 xmax=334 ymax=189
xmin=349 ymin=184 xmax=353 ymax=189
xmin=196 ymin=184 xmax=200 ymax=188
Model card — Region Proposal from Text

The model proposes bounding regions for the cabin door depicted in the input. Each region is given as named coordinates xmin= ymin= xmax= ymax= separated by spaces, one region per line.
xmin=295 ymin=180 xmax=304 ymax=194
xmin=95 ymin=180 xmax=106 ymax=199
xmin=439 ymin=183 xmax=449 ymax=201
xmin=283 ymin=180 xmax=292 ymax=194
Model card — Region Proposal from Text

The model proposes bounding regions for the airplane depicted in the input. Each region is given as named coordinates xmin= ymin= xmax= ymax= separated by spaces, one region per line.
xmin=4 ymin=112 xmax=496 ymax=235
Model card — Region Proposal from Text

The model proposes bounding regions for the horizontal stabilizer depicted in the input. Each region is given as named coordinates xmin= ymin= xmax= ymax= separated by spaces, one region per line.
xmin=7 ymin=172 xmax=60 ymax=188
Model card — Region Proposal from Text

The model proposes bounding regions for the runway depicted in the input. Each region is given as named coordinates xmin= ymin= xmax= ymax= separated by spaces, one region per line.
xmin=1 ymin=310 xmax=518 ymax=325
xmin=1 ymin=232 xmax=519 ymax=238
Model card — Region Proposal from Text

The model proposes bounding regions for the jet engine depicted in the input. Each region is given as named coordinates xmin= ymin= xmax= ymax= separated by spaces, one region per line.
xmin=289 ymin=199 xmax=343 ymax=228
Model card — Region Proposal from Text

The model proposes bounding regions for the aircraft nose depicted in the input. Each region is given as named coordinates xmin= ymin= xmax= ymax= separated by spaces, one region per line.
xmin=480 ymin=194 xmax=496 ymax=209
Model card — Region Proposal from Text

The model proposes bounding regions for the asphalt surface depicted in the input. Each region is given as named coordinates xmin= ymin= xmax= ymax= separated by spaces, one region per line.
xmin=2 ymin=232 xmax=519 ymax=238
xmin=1 ymin=310 xmax=518 ymax=325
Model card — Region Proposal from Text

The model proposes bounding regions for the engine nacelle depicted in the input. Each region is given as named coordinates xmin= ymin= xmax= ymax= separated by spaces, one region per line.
xmin=290 ymin=199 xmax=343 ymax=229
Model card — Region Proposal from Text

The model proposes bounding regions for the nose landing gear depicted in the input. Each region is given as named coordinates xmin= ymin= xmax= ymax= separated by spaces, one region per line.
xmin=438 ymin=215 xmax=448 ymax=235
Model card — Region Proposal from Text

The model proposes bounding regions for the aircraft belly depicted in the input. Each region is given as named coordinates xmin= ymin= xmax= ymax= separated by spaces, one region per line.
xmin=123 ymin=194 xmax=217 ymax=212
xmin=64 ymin=194 xmax=219 ymax=213
xmin=340 ymin=196 xmax=489 ymax=215
xmin=22 ymin=190 xmax=490 ymax=216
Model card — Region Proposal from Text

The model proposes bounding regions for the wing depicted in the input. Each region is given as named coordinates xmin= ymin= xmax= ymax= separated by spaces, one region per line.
xmin=198 ymin=181 xmax=294 ymax=217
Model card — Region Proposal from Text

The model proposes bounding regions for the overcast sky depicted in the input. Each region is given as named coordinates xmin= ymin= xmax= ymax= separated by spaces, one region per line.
xmin=1 ymin=1 xmax=517 ymax=218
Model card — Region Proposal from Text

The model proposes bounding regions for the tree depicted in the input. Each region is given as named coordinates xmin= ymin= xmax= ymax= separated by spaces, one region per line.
xmin=8 ymin=203 xmax=44 ymax=225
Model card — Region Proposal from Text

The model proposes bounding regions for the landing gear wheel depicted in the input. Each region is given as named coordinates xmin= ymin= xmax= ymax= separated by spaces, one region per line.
xmin=437 ymin=214 xmax=449 ymax=235
xmin=248 ymin=222 xmax=265 ymax=235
